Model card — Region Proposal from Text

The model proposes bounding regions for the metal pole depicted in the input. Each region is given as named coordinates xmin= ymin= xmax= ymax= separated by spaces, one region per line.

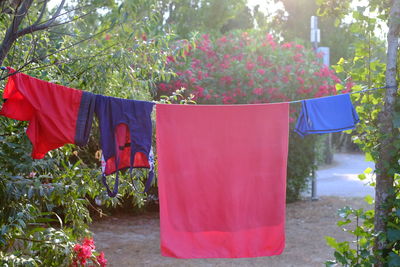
xmin=310 ymin=16 xmax=319 ymax=201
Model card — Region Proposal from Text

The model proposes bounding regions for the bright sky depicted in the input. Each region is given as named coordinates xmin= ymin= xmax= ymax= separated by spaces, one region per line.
xmin=246 ymin=0 xmax=284 ymax=16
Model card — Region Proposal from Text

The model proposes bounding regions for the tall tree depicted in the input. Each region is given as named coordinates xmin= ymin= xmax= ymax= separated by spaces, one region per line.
xmin=159 ymin=0 xmax=249 ymax=37
xmin=375 ymin=0 xmax=400 ymax=265
xmin=273 ymin=0 xmax=355 ymax=65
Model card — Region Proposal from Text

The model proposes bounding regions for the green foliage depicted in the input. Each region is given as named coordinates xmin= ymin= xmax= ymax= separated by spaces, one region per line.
xmin=320 ymin=0 xmax=400 ymax=265
xmin=325 ymin=202 xmax=376 ymax=266
xmin=159 ymin=0 xmax=249 ymax=38
xmin=0 ymin=0 xmax=179 ymax=265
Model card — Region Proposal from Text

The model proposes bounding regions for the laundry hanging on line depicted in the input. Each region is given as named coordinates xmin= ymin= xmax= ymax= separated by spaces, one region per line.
xmin=156 ymin=103 xmax=289 ymax=258
xmin=294 ymin=93 xmax=360 ymax=137
xmin=95 ymin=95 xmax=155 ymax=197
xmin=0 ymin=67 xmax=95 ymax=159
xmin=0 ymin=67 xmax=366 ymax=259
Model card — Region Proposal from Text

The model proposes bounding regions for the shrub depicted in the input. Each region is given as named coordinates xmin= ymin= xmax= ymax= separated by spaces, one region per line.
xmin=157 ymin=30 xmax=346 ymax=201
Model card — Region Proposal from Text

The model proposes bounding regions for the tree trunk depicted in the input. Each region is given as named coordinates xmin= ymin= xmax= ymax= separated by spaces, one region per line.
xmin=374 ymin=0 xmax=400 ymax=266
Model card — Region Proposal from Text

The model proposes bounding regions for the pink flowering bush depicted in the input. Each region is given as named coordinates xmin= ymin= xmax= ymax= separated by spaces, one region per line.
xmin=71 ymin=237 xmax=107 ymax=267
xmin=157 ymin=31 xmax=349 ymax=201
xmin=158 ymin=31 xmax=350 ymax=122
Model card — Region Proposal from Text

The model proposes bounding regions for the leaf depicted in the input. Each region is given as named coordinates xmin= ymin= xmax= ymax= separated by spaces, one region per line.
xmin=388 ymin=252 xmax=400 ymax=267
xmin=325 ymin=260 xmax=337 ymax=267
xmin=364 ymin=195 xmax=374 ymax=205
xmin=325 ymin=236 xmax=339 ymax=250
xmin=364 ymin=167 xmax=373 ymax=174
xmin=334 ymin=251 xmax=348 ymax=265
xmin=387 ymin=229 xmax=400 ymax=242
xmin=393 ymin=111 xmax=400 ymax=128
xmin=365 ymin=152 xmax=374 ymax=162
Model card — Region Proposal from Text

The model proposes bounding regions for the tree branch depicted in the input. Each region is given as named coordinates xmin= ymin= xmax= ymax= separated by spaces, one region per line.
xmin=31 ymin=0 xmax=48 ymax=27
xmin=16 ymin=0 xmax=65 ymax=38
xmin=0 ymin=27 xmax=115 ymax=80
xmin=0 ymin=0 xmax=34 ymax=65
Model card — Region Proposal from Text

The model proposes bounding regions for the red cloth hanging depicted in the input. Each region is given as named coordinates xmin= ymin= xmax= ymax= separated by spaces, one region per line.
xmin=0 ymin=67 xmax=95 ymax=159
xmin=156 ymin=103 xmax=289 ymax=258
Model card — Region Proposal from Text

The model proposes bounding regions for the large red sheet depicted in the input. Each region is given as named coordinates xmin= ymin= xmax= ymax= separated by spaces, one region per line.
xmin=156 ymin=103 xmax=289 ymax=258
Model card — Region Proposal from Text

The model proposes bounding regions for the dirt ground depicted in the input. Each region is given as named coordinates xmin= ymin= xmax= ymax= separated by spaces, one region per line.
xmin=91 ymin=196 xmax=371 ymax=267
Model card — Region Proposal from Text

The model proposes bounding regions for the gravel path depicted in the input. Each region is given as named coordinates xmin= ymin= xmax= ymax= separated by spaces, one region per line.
xmin=317 ymin=152 xmax=375 ymax=197
xmin=91 ymin=153 xmax=373 ymax=266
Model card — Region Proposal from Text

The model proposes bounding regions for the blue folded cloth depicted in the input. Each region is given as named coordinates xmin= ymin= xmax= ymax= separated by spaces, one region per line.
xmin=295 ymin=94 xmax=360 ymax=137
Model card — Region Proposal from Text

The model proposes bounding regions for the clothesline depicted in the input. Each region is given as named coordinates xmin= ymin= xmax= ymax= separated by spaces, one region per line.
xmin=1 ymin=66 xmax=396 ymax=105
xmin=288 ymin=85 xmax=396 ymax=104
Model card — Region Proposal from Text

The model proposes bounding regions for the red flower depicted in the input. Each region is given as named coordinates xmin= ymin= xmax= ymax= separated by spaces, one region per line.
xmin=82 ymin=238 xmax=95 ymax=250
xmin=97 ymin=252 xmax=108 ymax=267
xmin=74 ymin=244 xmax=82 ymax=253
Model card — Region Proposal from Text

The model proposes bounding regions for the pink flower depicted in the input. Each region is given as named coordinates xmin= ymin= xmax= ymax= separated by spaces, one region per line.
xmin=343 ymin=81 xmax=354 ymax=93
xmin=74 ymin=244 xmax=82 ymax=253
xmin=293 ymin=53 xmax=304 ymax=62
xmin=158 ymin=83 xmax=168 ymax=92
xmin=166 ymin=55 xmax=175 ymax=63
xmin=220 ymin=76 xmax=233 ymax=84
xmin=266 ymin=33 xmax=274 ymax=41
xmin=97 ymin=252 xmax=107 ymax=267
xmin=269 ymin=40 xmax=277 ymax=49
xmin=248 ymin=79 xmax=254 ymax=87
xmin=202 ymin=34 xmax=210 ymax=41
xmin=195 ymin=86 xmax=205 ymax=97
xmin=105 ymin=34 xmax=111 ymax=40
xmin=219 ymin=63 xmax=230 ymax=69
xmin=281 ymin=42 xmax=292 ymax=48
xmin=246 ymin=61 xmax=255 ymax=71
xmin=295 ymin=44 xmax=304 ymax=50
xmin=296 ymin=76 xmax=305 ymax=84
xmin=257 ymin=69 xmax=266 ymax=75
xmin=218 ymin=36 xmax=228 ymax=43
xmin=267 ymin=87 xmax=278 ymax=94
xmin=282 ymin=76 xmax=290 ymax=83
xmin=252 ymin=88 xmax=263 ymax=96
xmin=82 ymin=238 xmax=95 ymax=250
xmin=80 ymin=245 xmax=92 ymax=259
xmin=197 ymin=71 xmax=203 ymax=80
